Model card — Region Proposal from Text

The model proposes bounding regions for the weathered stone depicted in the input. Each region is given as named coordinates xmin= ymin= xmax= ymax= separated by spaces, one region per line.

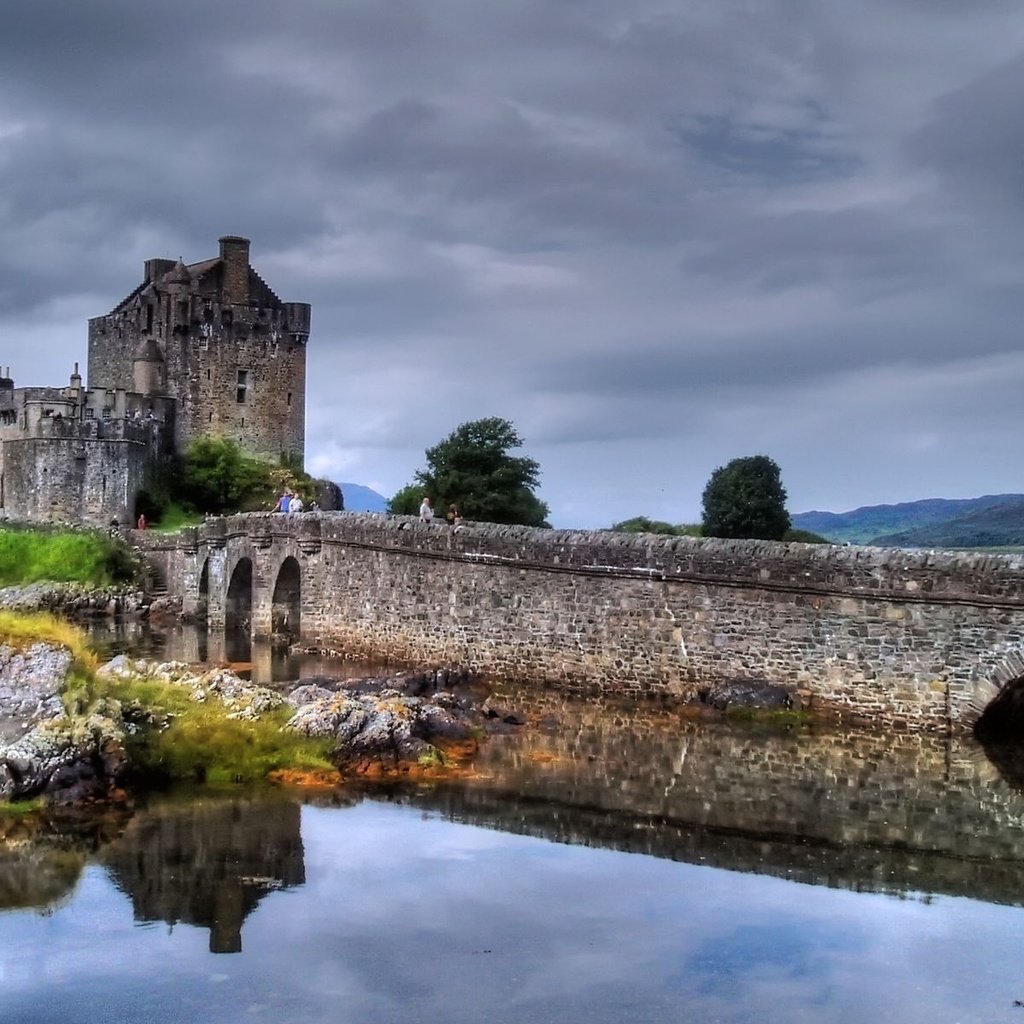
xmin=697 ymin=679 xmax=793 ymax=712
xmin=136 ymin=516 xmax=1024 ymax=732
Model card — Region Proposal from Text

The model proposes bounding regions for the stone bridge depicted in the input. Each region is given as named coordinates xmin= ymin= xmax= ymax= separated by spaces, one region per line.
xmin=133 ymin=512 xmax=1024 ymax=732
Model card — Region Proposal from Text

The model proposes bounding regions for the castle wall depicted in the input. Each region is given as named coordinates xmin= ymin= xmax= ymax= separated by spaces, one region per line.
xmin=166 ymin=327 xmax=306 ymax=464
xmin=1 ymin=435 xmax=155 ymax=525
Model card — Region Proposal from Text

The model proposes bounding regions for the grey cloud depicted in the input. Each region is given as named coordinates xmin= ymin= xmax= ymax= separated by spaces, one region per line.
xmin=3 ymin=0 xmax=1024 ymax=525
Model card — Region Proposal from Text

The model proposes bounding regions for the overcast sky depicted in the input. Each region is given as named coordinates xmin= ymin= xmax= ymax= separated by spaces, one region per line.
xmin=3 ymin=1 xmax=1024 ymax=527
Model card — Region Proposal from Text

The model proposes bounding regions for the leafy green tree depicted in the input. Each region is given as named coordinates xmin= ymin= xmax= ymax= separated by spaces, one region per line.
xmin=701 ymin=455 xmax=790 ymax=540
xmin=388 ymin=483 xmax=426 ymax=515
xmin=399 ymin=417 xmax=549 ymax=526
xmin=180 ymin=436 xmax=264 ymax=515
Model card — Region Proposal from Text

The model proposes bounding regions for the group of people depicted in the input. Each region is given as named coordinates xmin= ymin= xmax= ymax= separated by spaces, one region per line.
xmin=273 ymin=491 xmax=316 ymax=514
xmin=419 ymin=497 xmax=462 ymax=526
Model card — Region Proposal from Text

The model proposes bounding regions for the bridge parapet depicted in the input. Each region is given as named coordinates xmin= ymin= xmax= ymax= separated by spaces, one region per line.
xmin=133 ymin=513 xmax=1024 ymax=731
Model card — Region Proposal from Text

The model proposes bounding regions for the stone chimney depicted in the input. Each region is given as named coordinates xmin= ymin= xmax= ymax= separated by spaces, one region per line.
xmin=219 ymin=235 xmax=251 ymax=305
xmin=144 ymin=258 xmax=176 ymax=283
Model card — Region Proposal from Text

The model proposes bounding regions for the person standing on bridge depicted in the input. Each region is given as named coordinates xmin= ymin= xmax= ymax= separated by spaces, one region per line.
xmin=419 ymin=496 xmax=434 ymax=523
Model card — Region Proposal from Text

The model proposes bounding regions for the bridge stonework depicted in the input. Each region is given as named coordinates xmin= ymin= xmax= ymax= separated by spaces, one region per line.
xmin=134 ymin=513 xmax=1024 ymax=732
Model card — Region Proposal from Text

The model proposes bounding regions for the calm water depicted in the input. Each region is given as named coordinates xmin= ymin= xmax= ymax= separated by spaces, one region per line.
xmin=4 ymin=623 xmax=1024 ymax=1023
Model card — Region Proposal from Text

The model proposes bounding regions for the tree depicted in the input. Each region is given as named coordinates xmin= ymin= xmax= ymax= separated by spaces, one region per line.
xmin=397 ymin=417 xmax=549 ymax=526
xmin=180 ymin=436 xmax=263 ymax=515
xmin=701 ymin=455 xmax=790 ymax=540
xmin=388 ymin=483 xmax=426 ymax=516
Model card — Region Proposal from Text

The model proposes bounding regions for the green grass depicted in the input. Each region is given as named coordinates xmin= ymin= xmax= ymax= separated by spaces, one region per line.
xmin=0 ymin=797 xmax=45 ymax=818
xmin=0 ymin=527 xmax=136 ymax=586
xmin=100 ymin=674 xmax=337 ymax=786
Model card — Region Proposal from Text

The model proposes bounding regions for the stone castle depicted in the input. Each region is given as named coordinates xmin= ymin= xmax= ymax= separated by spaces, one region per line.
xmin=0 ymin=236 xmax=310 ymax=525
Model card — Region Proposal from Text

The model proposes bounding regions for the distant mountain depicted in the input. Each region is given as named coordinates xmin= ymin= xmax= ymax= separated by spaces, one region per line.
xmin=871 ymin=499 xmax=1024 ymax=549
xmin=339 ymin=482 xmax=388 ymax=513
xmin=791 ymin=494 xmax=1024 ymax=546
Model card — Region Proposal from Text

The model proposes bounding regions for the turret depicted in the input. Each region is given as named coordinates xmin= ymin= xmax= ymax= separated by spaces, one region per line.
xmin=132 ymin=337 xmax=165 ymax=395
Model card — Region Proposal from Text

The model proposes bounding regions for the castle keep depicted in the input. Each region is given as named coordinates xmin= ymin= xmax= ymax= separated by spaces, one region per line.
xmin=0 ymin=236 xmax=309 ymax=525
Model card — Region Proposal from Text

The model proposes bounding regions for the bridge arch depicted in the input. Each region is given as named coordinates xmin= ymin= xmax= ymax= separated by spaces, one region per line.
xmin=226 ymin=557 xmax=253 ymax=636
xmin=271 ymin=556 xmax=302 ymax=640
xmin=973 ymin=651 xmax=1024 ymax=740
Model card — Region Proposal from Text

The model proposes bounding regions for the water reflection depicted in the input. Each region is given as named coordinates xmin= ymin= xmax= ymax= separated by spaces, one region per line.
xmin=4 ymin=684 xmax=1024 ymax=1023
xmin=101 ymin=795 xmax=308 ymax=953
xmin=85 ymin=619 xmax=391 ymax=686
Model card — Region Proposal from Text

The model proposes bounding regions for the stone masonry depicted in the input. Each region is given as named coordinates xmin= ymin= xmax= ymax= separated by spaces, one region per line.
xmin=0 ymin=236 xmax=309 ymax=526
xmin=133 ymin=513 xmax=1024 ymax=732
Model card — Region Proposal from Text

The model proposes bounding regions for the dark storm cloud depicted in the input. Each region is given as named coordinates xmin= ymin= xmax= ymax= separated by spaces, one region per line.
xmin=2 ymin=0 xmax=1024 ymax=525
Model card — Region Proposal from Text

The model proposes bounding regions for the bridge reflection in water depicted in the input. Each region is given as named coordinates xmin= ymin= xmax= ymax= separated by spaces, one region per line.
xmin=7 ymin=681 xmax=1024 ymax=959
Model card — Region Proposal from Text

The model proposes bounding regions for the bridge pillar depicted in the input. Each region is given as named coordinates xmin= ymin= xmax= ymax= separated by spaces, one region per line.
xmin=206 ymin=542 xmax=229 ymax=630
xmin=250 ymin=548 xmax=275 ymax=639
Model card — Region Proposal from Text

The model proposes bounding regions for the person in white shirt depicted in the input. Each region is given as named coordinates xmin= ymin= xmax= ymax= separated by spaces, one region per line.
xmin=290 ymin=495 xmax=304 ymax=513
xmin=419 ymin=497 xmax=434 ymax=523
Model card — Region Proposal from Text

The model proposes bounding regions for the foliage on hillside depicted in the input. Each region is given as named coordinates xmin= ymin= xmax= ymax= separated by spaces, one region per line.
xmin=391 ymin=417 xmax=549 ymax=526
xmin=791 ymin=494 xmax=1024 ymax=545
xmin=140 ymin=436 xmax=337 ymax=526
xmin=0 ymin=527 xmax=136 ymax=586
xmin=610 ymin=517 xmax=701 ymax=536
xmin=610 ymin=517 xmax=827 ymax=544
xmin=870 ymin=499 xmax=1024 ymax=549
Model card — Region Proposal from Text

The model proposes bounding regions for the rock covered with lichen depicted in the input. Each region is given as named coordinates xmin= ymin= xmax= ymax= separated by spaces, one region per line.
xmin=97 ymin=656 xmax=284 ymax=720
xmin=287 ymin=687 xmax=481 ymax=770
xmin=0 ymin=643 xmax=128 ymax=805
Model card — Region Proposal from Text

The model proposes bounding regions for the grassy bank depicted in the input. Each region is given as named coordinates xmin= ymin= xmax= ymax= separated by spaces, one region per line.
xmin=0 ymin=526 xmax=136 ymax=587
xmin=0 ymin=612 xmax=336 ymax=790
xmin=101 ymin=673 xmax=337 ymax=786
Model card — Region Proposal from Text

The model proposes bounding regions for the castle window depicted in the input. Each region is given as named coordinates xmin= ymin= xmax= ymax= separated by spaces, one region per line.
xmin=145 ymin=304 xmax=153 ymax=333
xmin=287 ymin=392 xmax=292 ymax=407
xmin=102 ymin=407 xmax=111 ymax=420
xmin=209 ymin=413 xmax=213 ymax=422
xmin=85 ymin=408 xmax=94 ymax=420
xmin=179 ymin=301 xmax=189 ymax=319
xmin=241 ymin=417 xmax=245 ymax=427
xmin=236 ymin=369 xmax=248 ymax=404
xmin=206 ymin=369 xmax=211 ymax=380
xmin=222 ymin=309 xmax=234 ymax=328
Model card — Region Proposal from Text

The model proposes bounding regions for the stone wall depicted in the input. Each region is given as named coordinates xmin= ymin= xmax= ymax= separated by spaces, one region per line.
xmin=2 ymin=435 xmax=157 ymax=524
xmin=134 ymin=513 xmax=1024 ymax=731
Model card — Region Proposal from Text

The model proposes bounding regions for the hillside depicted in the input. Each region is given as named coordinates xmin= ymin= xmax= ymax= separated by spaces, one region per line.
xmin=870 ymin=499 xmax=1024 ymax=548
xmin=791 ymin=494 xmax=1024 ymax=545
xmin=340 ymin=482 xmax=388 ymax=513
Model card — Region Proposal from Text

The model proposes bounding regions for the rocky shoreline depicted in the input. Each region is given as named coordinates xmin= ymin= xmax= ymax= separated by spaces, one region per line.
xmin=0 ymin=641 xmax=517 ymax=807
xmin=0 ymin=581 xmax=180 ymax=622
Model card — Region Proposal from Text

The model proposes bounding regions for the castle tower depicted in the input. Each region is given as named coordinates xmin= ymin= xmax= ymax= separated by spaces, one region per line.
xmin=87 ymin=236 xmax=310 ymax=465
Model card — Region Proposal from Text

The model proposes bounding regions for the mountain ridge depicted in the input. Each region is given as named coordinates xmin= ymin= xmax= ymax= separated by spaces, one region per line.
xmin=339 ymin=482 xmax=388 ymax=513
xmin=792 ymin=494 xmax=1024 ymax=547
